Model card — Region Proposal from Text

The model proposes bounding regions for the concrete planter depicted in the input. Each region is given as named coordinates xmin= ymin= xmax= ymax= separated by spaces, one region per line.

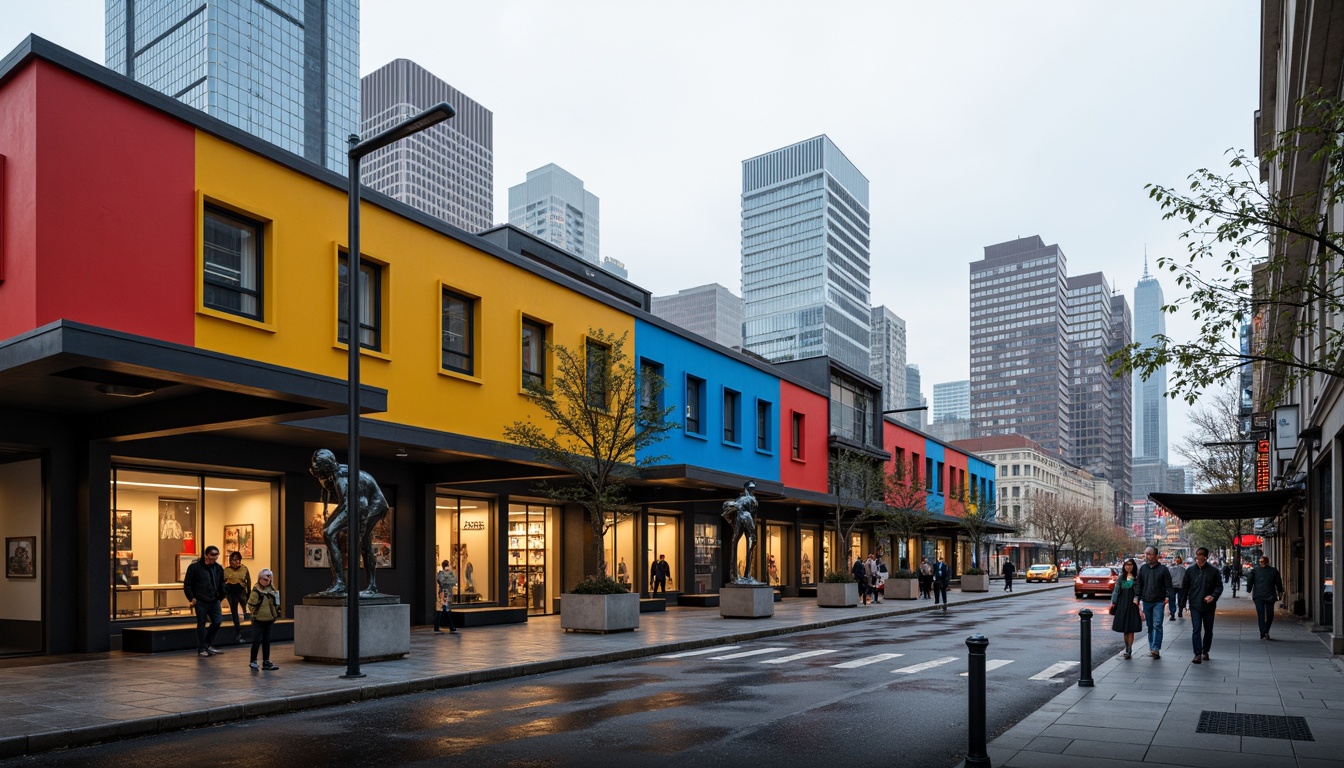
xmin=560 ymin=592 xmax=640 ymax=633
xmin=817 ymin=581 xmax=859 ymax=607
xmin=886 ymin=578 xmax=920 ymax=600
xmin=960 ymin=574 xmax=990 ymax=592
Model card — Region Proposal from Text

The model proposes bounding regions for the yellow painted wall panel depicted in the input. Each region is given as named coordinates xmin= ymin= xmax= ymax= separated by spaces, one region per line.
xmin=192 ymin=132 xmax=634 ymax=441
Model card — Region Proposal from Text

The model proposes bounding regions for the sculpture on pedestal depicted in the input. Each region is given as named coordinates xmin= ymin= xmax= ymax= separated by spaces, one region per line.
xmin=310 ymin=449 xmax=390 ymax=597
xmin=722 ymin=480 xmax=761 ymax=584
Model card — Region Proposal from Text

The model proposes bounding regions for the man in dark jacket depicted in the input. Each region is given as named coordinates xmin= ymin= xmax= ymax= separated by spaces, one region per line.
xmin=183 ymin=545 xmax=226 ymax=657
xmin=1001 ymin=560 xmax=1016 ymax=592
xmin=1135 ymin=547 xmax=1173 ymax=658
xmin=1246 ymin=556 xmax=1285 ymax=640
xmin=932 ymin=557 xmax=951 ymax=609
xmin=852 ymin=556 xmax=871 ymax=605
xmin=1186 ymin=547 xmax=1224 ymax=663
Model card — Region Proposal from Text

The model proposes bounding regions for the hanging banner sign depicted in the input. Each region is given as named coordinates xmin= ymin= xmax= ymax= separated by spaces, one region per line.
xmin=1256 ymin=439 xmax=1271 ymax=492
xmin=1274 ymin=404 xmax=1299 ymax=458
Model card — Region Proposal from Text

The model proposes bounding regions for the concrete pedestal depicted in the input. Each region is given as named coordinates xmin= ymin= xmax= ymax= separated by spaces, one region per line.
xmin=294 ymin=596 xmax=410 ymax=663
xmin=719 ymin=584 xmax=775 ymax=618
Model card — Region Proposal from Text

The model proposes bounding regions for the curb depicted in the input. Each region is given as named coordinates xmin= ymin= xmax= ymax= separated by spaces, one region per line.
xmin=1 ymin=583 xmax=1072 ymax=758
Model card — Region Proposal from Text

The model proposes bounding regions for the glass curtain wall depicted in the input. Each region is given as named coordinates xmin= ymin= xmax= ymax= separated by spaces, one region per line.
xmin=507 ymin=503 xmax=555 ymax=614
xmin=436 ymin=494 xmax=493 ymax=604
xmin=111 ymin=468 xmax=276 ymax=621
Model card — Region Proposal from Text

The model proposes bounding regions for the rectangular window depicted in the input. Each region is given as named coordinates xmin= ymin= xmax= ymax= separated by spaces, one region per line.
xmin=723 ymin=389 xmax=741 ymax=444
xmin=203 ymin=205 xmax=263 ymax=320
xmin=338 ymin=254 xmax=380 ymax=350
xmin=685 ymin=376 xmax=704 ymax=434
xmin=925 ymin=458 xmax=934 ymax=491
xmin=791 ymin=412 xmax=804 ymax=459
xmin=756 ymin=400 xmax=771 ymax=451
xmin=441 ymin=290 xmax=474 ymax=374
xmin=585 ymin=339 xmax=609 ymax=409
xmin=521 ymin=319 xmax=545 ymax=389
xmin=640 ymin=359 xmax=663 ymax=412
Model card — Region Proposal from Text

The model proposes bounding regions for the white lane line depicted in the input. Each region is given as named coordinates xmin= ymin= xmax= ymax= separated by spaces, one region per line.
xmin=892 ymin=656 xmax=959 ymax=674
xmin=1028 ymin=661 xmax=1081 ymax=682
xmin=709 ymin=647 xmax=789 ymax=660
xmin=959 ymin=659 xmax=1015 ymax=676
xmin=659 ymin=646 xmax=740 ymax=659
xmin=760 ymin=650 xmax=838 ymax=665
xmin=831 ymin=653 xmax=904 ymax=669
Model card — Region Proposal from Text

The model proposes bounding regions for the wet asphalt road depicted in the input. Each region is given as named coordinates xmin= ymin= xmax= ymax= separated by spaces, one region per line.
xmin=4 ymin=590 xmax=1121 ymax=768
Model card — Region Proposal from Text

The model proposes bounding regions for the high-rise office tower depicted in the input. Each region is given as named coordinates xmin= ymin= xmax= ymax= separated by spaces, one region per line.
xmin=903 ymin=363 xmax=926 ymax=429
xmin=1065 ymin=272 xmax=1133 ymax=522
xmin=933 ymin=380 xmax=971 ymax=423
xmin=651 ymin=284 xmax=744 ymax=349
xmin=869 ymin=306 xmax=908 ymax=413
xmin=508 ymin=164 xmax=600 ymax=265
xmin=1132 ymin=260 xmax=1168 ymax=463
xmin=741 ymin=136 xmax=871 ymax=372
xmin=361 ymin=59 xmax=493 ymax=233
xmin=106 ymin=0 xmax=359 ymax=174
xmin=970 ymin=236 xmax=1071 ymax=455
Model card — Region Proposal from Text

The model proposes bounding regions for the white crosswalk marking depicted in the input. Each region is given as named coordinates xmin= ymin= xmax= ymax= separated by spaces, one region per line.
xmin=760 ymin=650 xmax=838 ymax=664
xmin=831 ymin=653 xmax=904 ymax=669
xmin=892 ymin=656 xmax=958 ymax=674
xmin=959 ymin=659 xmax=1014 ymax=676
xmin=659 ymin=646 xmax=740 ymax=659
xmin=1029 ymin=661 xmax=1080 ymax=682
xmin=709 ymin=647 xmax=788 ymax=660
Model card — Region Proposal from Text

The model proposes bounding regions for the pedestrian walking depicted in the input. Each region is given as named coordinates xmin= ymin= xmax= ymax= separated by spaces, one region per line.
xmin=1001 ymin=560 xmax=1016 ymax=592
xmin=650 ymin=554 xmax=671 ymax=594
xmin=1246 ymin=556 xmax=1285 ymax=640
xmin=223 ymin=551 xmax=251 ymax=643
xmin=865 ymin=553 xmax=882 ymax=603
xmin=1135 ymin=547 xmax=1172 ymax=658
xmin=434 ymin=559 xmax=458 ymax=633
xmin=852 ymin=555 xmax=871 ymax=605
xmin=1186 ymin=547 xmax=1224 ymax=663
xmin=245 ymin=568 xmax=281 ymax=670
xmin=1111 ymin=558 xmax=1143 ymax=659
xmin=919 ymin=558 xmax=933 ymax=599
xmin=932 ymin=557 xmax=950 ymax=609
xmin=1221 ymin=563 xmax=1232 ymax=583
xmin=183 ymin=545 xmax=225 ymax=657
xmin=1168 ymin=556 xmax=1188 ymax=619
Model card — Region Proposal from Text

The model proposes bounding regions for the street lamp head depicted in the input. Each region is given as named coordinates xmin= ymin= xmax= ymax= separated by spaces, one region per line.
xmin=350 ymin=101 xmax=456 ymax=159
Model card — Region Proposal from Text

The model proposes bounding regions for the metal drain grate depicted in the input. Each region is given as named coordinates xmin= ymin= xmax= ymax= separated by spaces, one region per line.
xmin=1197 ymin=711 xmax=1314 ymax=741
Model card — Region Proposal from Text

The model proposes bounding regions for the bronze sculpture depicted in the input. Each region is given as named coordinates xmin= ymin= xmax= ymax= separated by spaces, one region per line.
xmin=721 ymin=480 xmax=760 ymax=584
xmin=310 ymin=449 xmax=391 ymax=597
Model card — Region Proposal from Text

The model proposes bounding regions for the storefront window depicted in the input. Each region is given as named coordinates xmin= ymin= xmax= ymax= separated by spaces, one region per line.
xmin=693 ymin=518 xmax=720 ymax=592
xmin=764 ymin=523 xmax=790 ymax=586
xmin=1 ymin=455 xmax=42 ymax=656
xmin=822 ymin=529 xmax=837 ymax=578
xmin=800 ymin=529 xmax=817 ymax=585
xmin=508 ymin=503 xmax=555 ymax=614
xmin=646 ymin=511 xmax=679 ymax=592
xmin=436 ymin=494 xmax=493 ymax=604
xmin=111 ymin=467 xmax=276 ymax=621
xmin=604 ymin=514 xmax=636 ymax=588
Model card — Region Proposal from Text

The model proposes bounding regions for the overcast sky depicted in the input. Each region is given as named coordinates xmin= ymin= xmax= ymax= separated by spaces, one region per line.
xmin=1 ymin=1 xmax=1262 ymax=464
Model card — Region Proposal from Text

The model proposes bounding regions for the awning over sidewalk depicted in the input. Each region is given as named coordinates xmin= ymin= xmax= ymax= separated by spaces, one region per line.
xmin=1149 ymin=489 xmax=1299 ymax=521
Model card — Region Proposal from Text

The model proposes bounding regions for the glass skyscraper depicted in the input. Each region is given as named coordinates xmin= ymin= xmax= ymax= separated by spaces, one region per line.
xmin=869 ymin=305 xmax=907 ymax=414
xmin=106 ymin=0 xmax=360 ymax=174
xmin=508 ymin=164 xmax=599 ymax=264
xmin=741 ymin=135 xmax=871 ymax=372
xmin=1132 ymin=261 xmax=1168 ymax=462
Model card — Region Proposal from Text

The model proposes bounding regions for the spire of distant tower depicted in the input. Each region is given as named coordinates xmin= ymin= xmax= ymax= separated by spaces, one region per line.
xmin=1143 ymin=245 xmax=1150 ymax=278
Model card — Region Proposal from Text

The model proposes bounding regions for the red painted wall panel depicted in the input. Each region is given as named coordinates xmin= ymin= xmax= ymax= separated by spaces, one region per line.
xmin=32 ymin=61 xmax=195 ymax=343
xmin=883 ymin=418 xmax=925 ymax=479
xmin=780 ymin=381 xmax=829 ymax=493
xmin=0 ymin=64 xmax=39 ymax=338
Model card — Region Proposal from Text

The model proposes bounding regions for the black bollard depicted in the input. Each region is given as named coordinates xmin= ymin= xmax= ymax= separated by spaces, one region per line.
xmin=966 ymin=634 xmax=990 ymax=767
xmin=1078 ymin=608 xmax=1094 ymax=687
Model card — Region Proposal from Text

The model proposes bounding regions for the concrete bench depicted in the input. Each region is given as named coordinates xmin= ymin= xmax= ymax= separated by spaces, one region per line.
xmin=450 ymin=606 xmax=528 ymax=628
xmin=639 ymin=598 xmax=666 ymax=613
xmin=678 ymin=593 xmax=719 ymax=607
xmin=121 ymin=620 xmax=295 ymax=654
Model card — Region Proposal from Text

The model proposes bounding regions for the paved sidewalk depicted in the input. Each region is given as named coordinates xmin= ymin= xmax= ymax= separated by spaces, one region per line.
xmin=0 ymin=581 xmax=1059 ymax=759
xmin=961 ymin=596 xmax=1344 ymax=767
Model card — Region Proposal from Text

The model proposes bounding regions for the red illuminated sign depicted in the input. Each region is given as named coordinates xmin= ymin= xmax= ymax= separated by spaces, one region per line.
xmin=1256 ymin=439 xmax=1271 ymax=492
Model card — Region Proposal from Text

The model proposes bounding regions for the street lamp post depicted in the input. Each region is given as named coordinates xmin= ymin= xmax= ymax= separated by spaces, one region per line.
xmin=343 ymin=101 xmax=455 ymax=680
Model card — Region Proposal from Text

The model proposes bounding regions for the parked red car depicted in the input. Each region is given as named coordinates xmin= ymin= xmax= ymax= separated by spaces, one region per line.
xmin=1074 ymin=566 xmax=1118 ymax=599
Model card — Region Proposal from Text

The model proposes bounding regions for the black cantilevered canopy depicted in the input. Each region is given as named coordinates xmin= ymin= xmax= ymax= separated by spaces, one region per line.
xmin=1148 ymin=490 xmax=1300 ymax=521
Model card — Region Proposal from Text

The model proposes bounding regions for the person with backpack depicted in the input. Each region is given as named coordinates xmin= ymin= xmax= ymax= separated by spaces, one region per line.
xmin=245 ymin=568 xmax=281 ymax=671
xmin=852 ymin=555 xmax=871 ymax=605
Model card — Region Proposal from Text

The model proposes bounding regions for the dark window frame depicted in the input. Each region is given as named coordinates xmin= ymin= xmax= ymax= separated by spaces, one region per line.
xmin=723 ymin=388 xmax=741 ymax=444
xmin=585 ymin=338 xmax=610 ymax=410
xmin=203 ymin=203 xmax=264 ymax=320
xmin=791 ymin=411 xmax=804 ymax=459
xmin=441 ymin=289 xmax=474 ymax=374
xmin=521 ymin=319 xmax=546 ymax=389
xmin=756 ymin=399 xmax=772 ymax=452
xmin=338 ymin=252 xmax=382 ymax=351
xmin=685 ymin=375 xmax=705 ymax=435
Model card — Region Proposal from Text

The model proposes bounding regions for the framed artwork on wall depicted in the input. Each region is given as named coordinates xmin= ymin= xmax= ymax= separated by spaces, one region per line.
xmin=303 ymin=502 xmax=328 ymax=569
xmin=6 ymin=536 xmax=36 ymax=579
xmin=223 ymin=524 xmax=254 ymax=560
xmin=177 ymin=553 xmax=198 ymax=582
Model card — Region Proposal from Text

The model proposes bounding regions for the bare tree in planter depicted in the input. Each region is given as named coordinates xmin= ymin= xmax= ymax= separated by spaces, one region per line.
xmin=829 ymin=447 xmax=887 ymax=572
xmin=504 ymin=328 xmax=675 ymax=582
xmin=876 ymin=460 xmax=931 ymax=570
